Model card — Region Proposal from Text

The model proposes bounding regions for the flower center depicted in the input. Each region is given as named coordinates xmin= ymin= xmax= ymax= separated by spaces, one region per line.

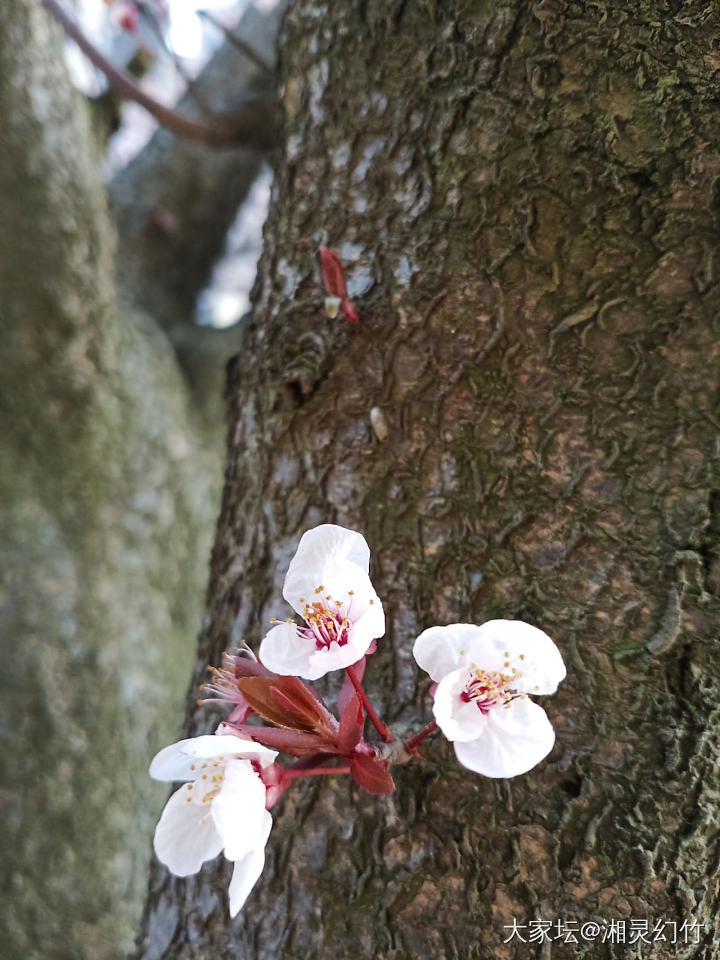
xmin=297 ymin=585 xmax=354 ymax=651
xmin=460 ymin=655 xmax=524 ymax=715
xmin=303 ymin=601 xmax=350 ymax=650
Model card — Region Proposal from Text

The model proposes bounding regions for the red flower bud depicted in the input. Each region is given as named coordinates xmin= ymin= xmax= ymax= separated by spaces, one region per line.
xmin=319 ymin=245 xmax=359 ymax=325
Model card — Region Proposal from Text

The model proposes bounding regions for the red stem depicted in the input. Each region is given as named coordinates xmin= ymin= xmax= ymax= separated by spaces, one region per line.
xmin=346 ymin=664 xmax=394 ymax=743
xmin=404 ymin=720 xmax=438 ymax=754
xmin=282 ymin=765 xmax=351 ymax=782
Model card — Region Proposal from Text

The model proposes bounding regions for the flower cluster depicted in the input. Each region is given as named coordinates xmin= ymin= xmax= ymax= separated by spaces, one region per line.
xmin=150 ymin=524 xmax=566 ymax=915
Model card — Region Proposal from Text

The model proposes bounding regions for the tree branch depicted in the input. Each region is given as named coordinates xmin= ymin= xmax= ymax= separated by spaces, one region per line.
xmin=197 ymin=9 xmax=274 ymax=75
xmin=42 ymin=0 xmax=275 ymax=149
xmin=136 ymin=1 xmax=215 ymax=115
xmin=107 ymin=3 xmax=283 ymax=415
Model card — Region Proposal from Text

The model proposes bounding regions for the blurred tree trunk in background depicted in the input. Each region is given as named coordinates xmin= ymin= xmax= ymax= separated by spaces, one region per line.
xmin=0 ymin=3 xmax=276 ymax=959
xmin=137 ymin=2 xmax=720 ymax=959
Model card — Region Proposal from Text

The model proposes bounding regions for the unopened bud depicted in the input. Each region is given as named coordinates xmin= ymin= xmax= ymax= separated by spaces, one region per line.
xmin=324 ymin=296 xmax=341 ymax=318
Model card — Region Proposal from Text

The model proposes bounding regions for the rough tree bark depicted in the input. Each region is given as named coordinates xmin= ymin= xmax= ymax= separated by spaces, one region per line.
xmin=138 ymin=1 xmax=720 ymax=959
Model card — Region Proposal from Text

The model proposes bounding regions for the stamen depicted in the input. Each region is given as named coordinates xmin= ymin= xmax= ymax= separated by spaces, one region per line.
xmin=300 ymin=593 xmax=352 ymax=651
xmin=196 ymin=651 xmax=247 ymax=710
xmin=461 ymin=653 xmax=526 ymax=715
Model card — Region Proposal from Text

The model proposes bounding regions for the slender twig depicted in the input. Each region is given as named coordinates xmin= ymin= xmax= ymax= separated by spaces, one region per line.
xmin=346 ymin=665 xmax=395 ymax=743
xmin=404 ymin=720 xmax=438 ymax=754
xmin=197 ymin=9 xmax=273 ymax=75
xmin=282 ymin=765 xmax=351 ymax=782
xmin=135 ymin=1 xmax=214 ymax=115
xmin=42 ymin=0 xmax=265 ymax=146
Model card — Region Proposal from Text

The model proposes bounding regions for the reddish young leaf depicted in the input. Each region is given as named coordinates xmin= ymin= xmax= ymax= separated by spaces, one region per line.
xmin=236 ymin=676 xmax=338 ymax=739
xmin=340 ymin=297 xmax=359 ymax=325
xmin=337 ymin=694 xmax=364 ymax=755
xmin=271 ymin=680 xmax=338 ymax=737
xmin=234 ymin=658 xmax=277 ymax=680
xmin=319 ymin=245 xmax=349 ymax=299
xmin=229 ymin=724 xmax=334 ymax=758
xmin=350 ymin=752 xmax=395 ymax=795
xmin=319 ymin=245 xmax=359 ymax=325
xmin=268 ymin=687 xmax=336 ymax=739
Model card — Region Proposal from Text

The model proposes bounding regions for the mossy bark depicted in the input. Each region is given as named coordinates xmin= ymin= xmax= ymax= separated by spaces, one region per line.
xmin=0 ymin=4 xmax=223 ymax=958
xmin=137 ymin=1 xmax=720 ymax=957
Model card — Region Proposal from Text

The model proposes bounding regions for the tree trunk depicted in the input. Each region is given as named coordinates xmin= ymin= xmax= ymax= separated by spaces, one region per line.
xmin=0 ymin=4 xmax=271 ymax=958
xmin=141 ymin=0 xmax=720 ymax=957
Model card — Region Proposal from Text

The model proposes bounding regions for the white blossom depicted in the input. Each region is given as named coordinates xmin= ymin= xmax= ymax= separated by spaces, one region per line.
xmin=260 ymin=524 xmax=385 ymax=680
xmin=413 ymin=621 xmax=566 ymax=778
xmin=150 ymin=734 xmax=277 ymax=916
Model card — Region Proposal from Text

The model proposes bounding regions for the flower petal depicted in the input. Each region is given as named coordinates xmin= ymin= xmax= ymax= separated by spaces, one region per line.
xmin=453 ymin=697 xmax=556 ymax=778
xmin=150 ymin=735 xmax=277 ymax=781
xmin=304 ymin=598 xmax=384 ymax=680
xmin=212 ymin=727 xmax=278 ymax=768
xmin=211 ymin=759 xmax=267 ymax=862
xmin=284 ymin=534 xmax=374 ymax=618
xmin=153 ymin=784 xmax=223 ymax=876
xmin=305 ymin=638 xmax=365 ymax=680
xmin=412 ymin=624 xmax=479 ymax=682
xmin=259 ymin=621 xmax=318 ymax=677
xmin=432 ymin=668 xmax=487 ymax=742
xmin=467 ymin=620 xmax=566 ymax=694
xmin=150 ymin=740 xmax=201 ymax=782
xmin=302 ymin=566 xmax=384 ymax=635
xmin=227 ymin=811 xmax=272 ymax=917
xmin=348 ymin=593 xmax=385 ymax=647
xmin=286 ymin=524 xmax=370 ymax=584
